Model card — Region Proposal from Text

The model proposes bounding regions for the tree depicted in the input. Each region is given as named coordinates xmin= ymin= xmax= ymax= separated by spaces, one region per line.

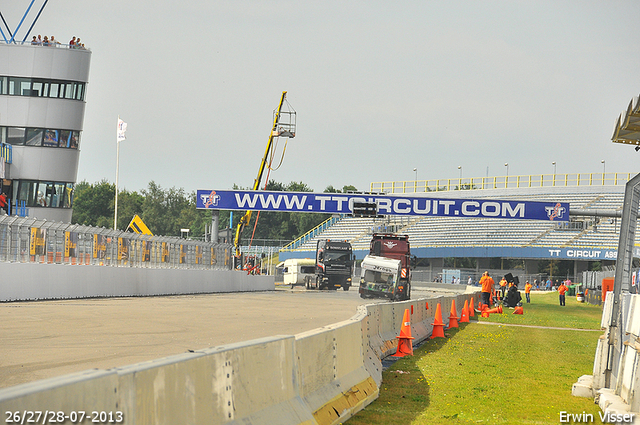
xmin=116 ymin=189 xmax=145 ymax=231
xmin=324 ymin=184 xmax=358 ymax=193
xmin=141 ymin=181 xmax=194 ymax=236
xmin=72 ymin=179 xmax=115 ymax=227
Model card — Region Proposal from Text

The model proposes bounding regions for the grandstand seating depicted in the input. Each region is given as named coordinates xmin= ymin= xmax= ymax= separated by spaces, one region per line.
xmin=282 ymin=185 xmax=633 ymax=254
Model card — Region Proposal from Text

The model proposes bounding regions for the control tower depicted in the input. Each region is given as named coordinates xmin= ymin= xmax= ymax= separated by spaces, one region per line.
xmin=0 ymin=29 xmax=91 ymax=222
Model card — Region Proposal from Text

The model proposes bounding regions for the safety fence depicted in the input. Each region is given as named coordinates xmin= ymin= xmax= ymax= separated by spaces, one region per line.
xmin=371 ymin=172 xmax=633 ymax=194
xmin=0 ymin=215 xmax=233 ymax=270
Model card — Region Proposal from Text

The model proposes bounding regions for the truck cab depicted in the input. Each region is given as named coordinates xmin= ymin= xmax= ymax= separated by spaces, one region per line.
xmin=367 ymin=233 xmax=416 ymax=300
xmin=314 ymin=239 xmax=354 ymax=290
xmin=358 ymin=255 xmax=403 ymax=300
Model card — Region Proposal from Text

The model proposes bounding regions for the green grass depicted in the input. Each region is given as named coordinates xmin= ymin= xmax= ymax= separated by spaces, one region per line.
xmin=346 ymin=292 xmax=604 ymax=425
xmin=474 ymin=291 xmax=603 ymax=329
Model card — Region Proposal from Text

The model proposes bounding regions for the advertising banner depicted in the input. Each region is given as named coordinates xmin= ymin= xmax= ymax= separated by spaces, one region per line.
xmin=29 ymin=228 xmax=46 ymax=256
xmin=196 ymin=189 xmax=570 ymax=222
xmin=64 ymin=231 xmax=77 ymax=258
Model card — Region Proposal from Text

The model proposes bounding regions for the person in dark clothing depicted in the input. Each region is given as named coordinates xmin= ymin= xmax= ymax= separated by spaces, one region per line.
xmin=505 ymin=284 xmax=522 ymax=308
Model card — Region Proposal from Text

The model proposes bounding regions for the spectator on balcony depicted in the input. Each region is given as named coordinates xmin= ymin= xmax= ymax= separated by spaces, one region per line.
xmin=31 ymin=36 xmax=37 ymax=45
xmin=69 ymin=36 xmax=76 ymax=48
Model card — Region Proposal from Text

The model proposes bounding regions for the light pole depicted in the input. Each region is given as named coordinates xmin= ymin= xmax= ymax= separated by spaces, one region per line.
xmin=458 ymin=165 xmax=462 ymax=179
xmin=504 ymin=163 xmax=509 ymax=188
xmin=552 ymin=161 xmax=556 ymax=175
xmin=601 ymin=160 xmax=606 ymax=185
xmin=413 ymin=167 xmax=417 ymax=192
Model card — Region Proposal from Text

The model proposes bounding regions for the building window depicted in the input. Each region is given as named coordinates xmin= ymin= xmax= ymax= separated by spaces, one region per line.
xmin=26 ymin=128 xmax=43 ymax=146
xmin=43 ymin=129 xmax=59 ymax=147
xmin=1 ymin=76 xmax=85 ymax=101
xmin=13 ymin=180 xmax=74 ymax=208
xmin=7 ymin=127 xmax=25 ymax=145
xmin=1 ymin=126 xmax=80 ymax=149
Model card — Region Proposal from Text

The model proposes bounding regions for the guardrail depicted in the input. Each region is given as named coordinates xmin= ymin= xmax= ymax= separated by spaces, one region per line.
xmin=0 ymin=215 xmax=232 ymax=270
xmin=1 ymin=143 xmax=11 ymax=163
xmin=282 ymin=215 xmax=339 ymax=251
xmin=371 ymin=172 xmax=632 ymax=194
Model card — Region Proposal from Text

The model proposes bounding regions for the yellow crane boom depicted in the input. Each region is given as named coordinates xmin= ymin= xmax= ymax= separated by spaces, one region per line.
xmin=234 ymin=91 xmax=295 ymax=258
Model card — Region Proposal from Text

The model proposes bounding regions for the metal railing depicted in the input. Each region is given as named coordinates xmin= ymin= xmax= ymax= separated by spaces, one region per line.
xmin=0 ymin=215 xmax=233 ymax=269
xmin=0 ymin=143 xmax=11 ymax=164
xmin=371 ymin=172 xmax=633 ymax=194
xmin=281 ymin=215 xmax=339 ymax=251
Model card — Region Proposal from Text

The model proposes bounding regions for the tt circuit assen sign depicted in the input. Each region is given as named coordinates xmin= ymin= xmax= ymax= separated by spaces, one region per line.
xmin=197 ymin=189 xmax=569 ymax=222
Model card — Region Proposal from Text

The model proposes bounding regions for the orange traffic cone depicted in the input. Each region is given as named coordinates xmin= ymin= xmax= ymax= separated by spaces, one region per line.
xmin=459 ymin=300 xmax=470 ymax=323
xmin=431 ymin=303 xmax=445 ymax=339
xmin=485 ymin=305 xmax=503 ymax=315
xmin=468 ymin=297 xmax=475 ymax=317
xmin=448 ymin=300 xmax=459 ymax=329
xmin=394 ymin=309 xmax=415 ymax=357
xmin=513 ymin=306 xmax=523 ymax=315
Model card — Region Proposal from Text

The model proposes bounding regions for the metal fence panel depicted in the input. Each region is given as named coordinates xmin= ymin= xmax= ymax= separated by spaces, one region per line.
xmin=0 ymin=215 xmax=233 ymax=271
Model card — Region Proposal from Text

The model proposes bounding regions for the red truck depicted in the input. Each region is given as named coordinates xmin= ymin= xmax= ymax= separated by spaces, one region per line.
xmin=360 ymin=233 xmax=416 ymax=300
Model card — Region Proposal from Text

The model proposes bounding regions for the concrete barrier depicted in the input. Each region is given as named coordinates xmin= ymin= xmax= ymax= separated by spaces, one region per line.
xmin=573 ymin=293 xmax=640 ymax=416
xmin=0 ymin=262 xmax=274 ymax=301
xmin=0 ymin=291 xmax=479 ymax=424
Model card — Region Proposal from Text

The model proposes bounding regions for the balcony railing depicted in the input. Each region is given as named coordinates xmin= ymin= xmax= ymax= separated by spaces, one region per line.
xmin=370 ymin=172 xmax=633 ymax=194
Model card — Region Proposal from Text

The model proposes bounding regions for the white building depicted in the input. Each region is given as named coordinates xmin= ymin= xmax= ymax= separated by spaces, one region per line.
xmin=0 ymin=41 xmax=91 ymax=222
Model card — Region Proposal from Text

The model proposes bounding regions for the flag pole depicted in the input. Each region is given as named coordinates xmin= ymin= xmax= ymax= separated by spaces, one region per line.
xmin=114 ymin=116 xmax=120 ymax=230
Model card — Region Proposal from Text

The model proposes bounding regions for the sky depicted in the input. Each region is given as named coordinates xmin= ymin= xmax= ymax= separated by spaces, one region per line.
xmin=3 ymin=1 xmax=640 ymax=194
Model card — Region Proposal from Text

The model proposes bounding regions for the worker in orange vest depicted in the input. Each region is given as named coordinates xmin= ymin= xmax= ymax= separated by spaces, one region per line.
xmin=524 ymin=281 xmax=532 ymax=303
xmin=557 ymin=280 xmax=569 ymax=306
xmin=479 ymin=271 xmax=494 ymax=308
xmin=499 ymin=276 xmax=508 ymax=298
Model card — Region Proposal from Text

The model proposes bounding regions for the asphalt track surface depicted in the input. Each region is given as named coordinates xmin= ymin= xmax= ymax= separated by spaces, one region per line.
xmin=0 ymin=284 xmax=460 ymax=389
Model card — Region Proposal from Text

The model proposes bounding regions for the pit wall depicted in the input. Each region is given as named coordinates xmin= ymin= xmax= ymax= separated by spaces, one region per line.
xmin=0 ymin=290 xmax=478 ymax=425
xmin=0 ymin=262 xmax=274 ymax=301
xmin=573 ymin=292 xmax=640 ymax=416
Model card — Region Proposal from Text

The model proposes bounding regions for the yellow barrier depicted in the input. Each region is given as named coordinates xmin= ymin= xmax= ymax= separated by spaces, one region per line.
xmin=371 ymin=172 xmax=632 ymax=194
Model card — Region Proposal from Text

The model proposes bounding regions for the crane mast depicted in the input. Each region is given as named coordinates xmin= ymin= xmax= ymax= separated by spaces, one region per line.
xmin=234 ymin=91 xmax=295 ymax=260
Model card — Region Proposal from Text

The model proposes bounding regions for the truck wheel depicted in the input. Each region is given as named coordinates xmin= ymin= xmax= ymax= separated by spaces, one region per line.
xmin=342 ymin=285 xmax=350 ymax=291
xmin=305 ymin=276 xmax=310 ymax=290
xmin=316 ymin=276 xmax=322 ymax=290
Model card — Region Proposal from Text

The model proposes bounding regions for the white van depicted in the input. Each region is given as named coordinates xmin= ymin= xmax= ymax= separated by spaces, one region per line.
xmin=282 ymin=258 xmax=316 ymax=288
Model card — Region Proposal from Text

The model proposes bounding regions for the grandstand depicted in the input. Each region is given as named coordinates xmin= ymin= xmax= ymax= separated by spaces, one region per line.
xmin=280 ymin=173 xmax=636 ymax=280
